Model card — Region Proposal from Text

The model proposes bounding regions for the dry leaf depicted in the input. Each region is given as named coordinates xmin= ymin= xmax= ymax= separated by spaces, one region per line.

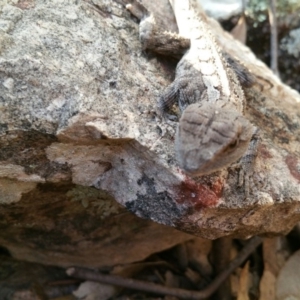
xmin=231 ymin=268 xmax=241 ymax=298
xmin=230 ymin=15 xmax=247 ymax=44
xmin=185 ymin=238 xmax=212 ymax=276
xmin=165 ymin=270 xmax=180 ymax=288
xmin=184 ymin=268 xmax=201 ymax=285
xmin=259 ymin=270 xmax=276 ymax=300
xmin=173 ymin=243 xmax=188 ymax=270
xmin=259 ymin=238 xmax=278 ymax=300
xmin=237 ymin=261 xmax=250 ymax=300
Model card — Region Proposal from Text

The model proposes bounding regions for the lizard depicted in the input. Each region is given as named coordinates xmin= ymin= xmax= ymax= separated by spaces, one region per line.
xmin=127 ymin=0 xmax=259 ymax=194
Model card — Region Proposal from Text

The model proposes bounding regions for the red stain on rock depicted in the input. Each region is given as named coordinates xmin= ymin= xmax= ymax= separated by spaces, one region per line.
xmin=174 ymin=176 xmax=223 ymax=210
xmin=259 ymin=144 xmax=273 ymax=159
xmin=285 ymin=155 xmax=300 ymax=182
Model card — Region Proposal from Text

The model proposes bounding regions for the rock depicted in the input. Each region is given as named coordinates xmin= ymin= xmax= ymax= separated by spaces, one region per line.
xmin=201 ymin=0 xmax=243 ymax=20
xmin=73 ymin=281 xmax=118 ymax=300
xmin=0 ymin=0 xmax=299 ymax=267
xmin=276 ymin=249 xmax=300 ymax=300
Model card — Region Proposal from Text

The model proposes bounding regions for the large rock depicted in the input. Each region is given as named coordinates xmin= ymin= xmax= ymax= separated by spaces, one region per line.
xmin=0 ymin=0 xmax=299 ymax=266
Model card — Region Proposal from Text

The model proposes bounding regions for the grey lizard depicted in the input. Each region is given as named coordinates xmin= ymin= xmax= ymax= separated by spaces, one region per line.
xmin=127 ymin=0 xmax=259 ymax=193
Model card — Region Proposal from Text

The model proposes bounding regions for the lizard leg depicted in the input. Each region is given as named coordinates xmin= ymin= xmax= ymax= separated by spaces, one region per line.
xmin=157 ymin=76 xmax=197 ymax=119
xmin=157 ymin=81 xmax=178 ymax=118
xmin=223 ymin=52 xmax=256 ymax=89
xmin=236 ymin=127 xmax=260 ymax=197
xmin=127 ymin=1 xmax=190 ymax=57
xmin=223 ymin=52 xmax=273 ymax=91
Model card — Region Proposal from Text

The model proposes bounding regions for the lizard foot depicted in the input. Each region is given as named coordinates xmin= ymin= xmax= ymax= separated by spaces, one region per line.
xmin=230 ymin=127 xmax=260 ymax=198
xmin=126 ymin=1 xmax=149 ymax=21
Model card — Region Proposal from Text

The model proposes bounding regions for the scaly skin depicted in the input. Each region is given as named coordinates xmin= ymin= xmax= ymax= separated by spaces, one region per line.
xmin=127 ymin=0 xmax=258 ymax=181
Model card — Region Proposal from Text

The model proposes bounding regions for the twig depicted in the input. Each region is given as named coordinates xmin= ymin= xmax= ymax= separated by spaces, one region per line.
xmin=66 ymin=236 xmax=262 ymax=300
xmin=268 ymin=0 xmax=279 ymax=76
xmin=46 ymin=279 xmax=81 ymax=286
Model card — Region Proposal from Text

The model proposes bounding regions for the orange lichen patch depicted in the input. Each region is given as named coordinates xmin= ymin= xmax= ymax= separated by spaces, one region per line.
xmin=174 ymin=176 xmax=223 ymax=210
xmin=285 ymin=155 xmax=300 ymax=182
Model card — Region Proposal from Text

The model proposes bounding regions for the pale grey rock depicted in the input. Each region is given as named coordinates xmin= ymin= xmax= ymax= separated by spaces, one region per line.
xmin=73 ymin=281 xmax=118 ymax=300
xmin=200 ymin=0 xmax=243 ymax=20
xmin=0 ymin=0 xmax=299 ymax=268
xmin=276 ymin=249 xmax=300 ymax=300
xmin=1 ymin=4 xmax=23 ymax=22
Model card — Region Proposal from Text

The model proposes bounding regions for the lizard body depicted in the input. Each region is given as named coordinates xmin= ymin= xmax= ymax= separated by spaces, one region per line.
xmin=127 ymin=0 xmax=257 ymax=181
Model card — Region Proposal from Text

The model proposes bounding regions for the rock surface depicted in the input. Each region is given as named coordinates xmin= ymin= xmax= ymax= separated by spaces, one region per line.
xmin=276 ymin=249 xmax=300 ymax=300
xmin=0 ymin=0 xmax=300 ymax=266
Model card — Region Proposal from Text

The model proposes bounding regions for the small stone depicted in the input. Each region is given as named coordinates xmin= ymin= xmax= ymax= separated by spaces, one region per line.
xmin=3 ymin=78 xmax=14 ymax=91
